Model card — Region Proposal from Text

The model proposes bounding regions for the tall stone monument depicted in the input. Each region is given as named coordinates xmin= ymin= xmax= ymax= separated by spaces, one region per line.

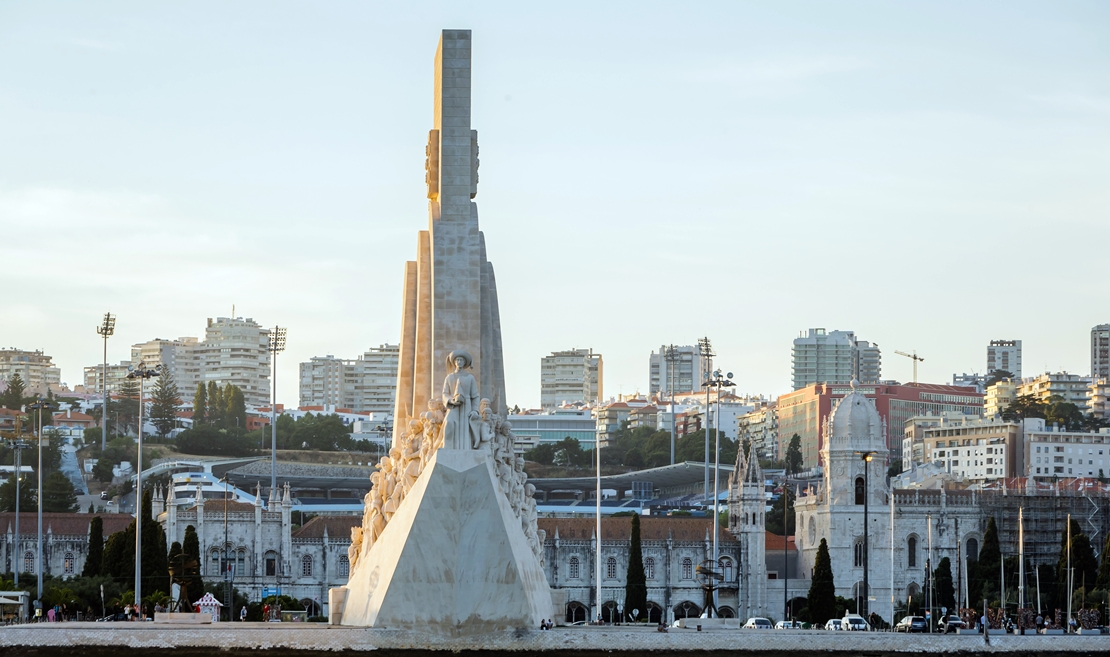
xmin=330 ymin=30 xmax=553 ymax=634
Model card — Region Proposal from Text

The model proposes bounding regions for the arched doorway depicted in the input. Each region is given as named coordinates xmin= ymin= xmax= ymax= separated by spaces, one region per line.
xmin=601 ymin=601 xmax=618 ymax=623
xmin=673 ymin=601 xmax=700 ymax=620
xmin=645 ymin=602 xmax=663 ymax=624
xmin=717 ymin=606 xmax=735 ymax=618
xmin=565 ymin=601 xmax=588 ymax=624
xmin=299 ymin=598 xmax=321 ymax=616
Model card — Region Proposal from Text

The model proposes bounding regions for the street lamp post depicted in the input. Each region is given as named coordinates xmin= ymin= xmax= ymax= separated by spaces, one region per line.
xmin=858 ymin=451 xmax=875 ymax=621
xmin=222 ymin=475 xmax=232 ymax=622
xmin=97 ymin=312 xmax=116 ymax=453
xmin=127 ymin=361 xmax=162 ymax=612
xmin=267 ymin=327 xmax=287 ymax=499
xmin=26 ymin=395 xmax=53 ymax=603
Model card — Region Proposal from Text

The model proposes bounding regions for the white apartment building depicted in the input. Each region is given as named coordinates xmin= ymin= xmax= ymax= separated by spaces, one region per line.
xmin=1026 ymin=422 xmax=1110 ymax=480
xmin=923 ymin=416 xmax=1024 ymax=484
xmin=0 ymin=348 xmax=62 ymax=395
xmin=951 ymin=373 xmax=986 ymax=394
xmin=82 ymin=360 xmax=133 ymax=396
xmin=648 ymin=345 xmax=709 ymax=396
xmin=298 ymin=344 xmax=399 ymax=415
xmin=1089 ymin=379 xmax=1110 ymax=421
xmin=987 ymin=339 xmax=1021 ymax=379
xmin=540 ymin=348 xmax=602 ymax=409
xmin=1017 ymin=372 xmax=1092 ymax=411
xmin=1093 ymin=324 xmax=1110 ymax=381
xmin=736 ymin=403 xmax=778 ymax=460
xmin=129 ymin=337 xmax=200 ymax=391
xmin=984 ymin=378 xmax=1017 ymax=418
xmin=790 ymin=328 xmax=880 ymax=390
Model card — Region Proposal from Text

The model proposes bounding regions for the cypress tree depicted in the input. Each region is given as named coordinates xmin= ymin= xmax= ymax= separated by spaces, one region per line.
xmin=1057 ymin=518 xmax=1098 ymax=604
xmin=934 ymin=557 xmax=956 ymax=612
xmin=808 ymin=538 xmax=836 ymax=624
xmin=182 ymin=524 xmax=205 ymax=603
xmin=623 ymin=514 xmax=647 ymax=622
xmin=207 ymin=382 xmax=224 ymax=428
xmin=83 ymin=516 xmax=105 ymax=576
xmin=1096 ymin=532 xmax=1110 ymax=592
xmin=226 ymin=385 xmax=247 ymax=430
xmin=140 ymin=489 xmax=170 ymax=597
xmin=972 ymin=517 xmax=1001 ymax=604
xmin=193 ymin=383 xmax=208 ymax=427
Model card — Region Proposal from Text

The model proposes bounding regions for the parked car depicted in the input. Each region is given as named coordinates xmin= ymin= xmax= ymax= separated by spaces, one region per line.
xmin=743 ymin=617 xmax=773 ymax=629
xmin=841 ymin=614 xmax=870 ymax=631
xmin=824 ymin=619 xmax=842 ymax=631
xmin=775 ymin=620 xmax=803 ymax=629
xmin=939 ymin=616 xmax=966 ymax=633
xmin=100 ymin=491 xmax=109 ymax=500
xmin=895 ymin=616 xmax=928 ymax=633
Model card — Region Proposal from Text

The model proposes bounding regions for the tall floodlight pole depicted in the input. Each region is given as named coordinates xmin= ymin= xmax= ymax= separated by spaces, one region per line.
xmin=268 ymin=326 xmax=287 ymax=498
xmin=697 ymin=337 xmax=714 ymax=501
xmin=97 ymin=312 xmax=116 ymax=453
xmin=664 ymin=345 xmax=678 ymax=465
xmin=1066 ymin=513 xmax=1072 ymax=632
xmin=1018 ymin=507 xmax=1025 ymax=634
xmin=890 ymin=486 xmax=896 ymax=627
xmin=127 ymin=361 xmax=161 ymax=611
xmin=27 ymin=398 xmax=53 ymax=607
xmin=927 ymin=514 xmax=934 ymax=629
xmin=704 ymin=367 xmax=735 ymax=615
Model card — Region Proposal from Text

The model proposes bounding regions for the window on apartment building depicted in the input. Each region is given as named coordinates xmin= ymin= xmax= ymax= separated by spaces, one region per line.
xmin=1069 ymin=468 xmax=1073 ymax=474
xmin=953 ymin=460 xmax=959 ymax=467
xmin=1036 ymin=468 xmax=1041 ymax=474
xmin=987 ymin=468 xmax=993 ymax=475
xmin=1055 ymin=466 xmax=1064 ymax=473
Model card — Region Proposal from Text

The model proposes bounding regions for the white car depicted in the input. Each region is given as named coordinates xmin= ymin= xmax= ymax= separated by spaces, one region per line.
xmin=824 ymin=619 xmax=842 ymax=631
xmin=743 ymin=617 xmax=773 ymax=629
xmin=841 ymin=614 xmax=870 ymax=631
xmin=775 ymin=620 xmax=803 ymax=629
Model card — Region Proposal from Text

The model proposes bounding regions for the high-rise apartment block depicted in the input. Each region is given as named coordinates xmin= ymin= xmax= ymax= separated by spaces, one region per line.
xmin=299 ymin=344 xmax=400 ymax=415
xmin=539 ymin=348 xmax=602 ymax=409
xmin=0 ymin=348 xmax=62 ymax=395
xmin=1092 ymin=324 xmax=1110 ymax=381
xmin=648 ymin=345 xmax=710 ymax=396
xmin=83 ymin=361 xmax=134 ymax=396
xmin=791 ymin=328 xmax=880 ymax=390
xmin=986 ymin=339 xmax=1021 ymax=379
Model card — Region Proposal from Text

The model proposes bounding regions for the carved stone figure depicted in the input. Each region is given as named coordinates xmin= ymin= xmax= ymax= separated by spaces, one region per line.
xmin=441 ymin=351 xmax=481 ymax=449
xmin=478 ymin=398 xmax=496 ymax=447
xmin=349 ymin=526 xmax=364 ymax=569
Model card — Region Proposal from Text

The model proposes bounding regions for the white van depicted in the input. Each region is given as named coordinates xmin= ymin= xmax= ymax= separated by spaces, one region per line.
xmin=841 ymin=614 xmax=870 ymax=631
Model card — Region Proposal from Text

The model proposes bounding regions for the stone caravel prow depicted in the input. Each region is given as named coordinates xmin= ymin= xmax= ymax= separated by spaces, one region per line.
xmin=338 ymin=449 xmax=552 ymax=632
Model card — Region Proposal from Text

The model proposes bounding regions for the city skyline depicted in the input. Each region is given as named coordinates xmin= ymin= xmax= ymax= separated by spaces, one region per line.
xmin=2 ymin=3 xmax=1108 ymax=408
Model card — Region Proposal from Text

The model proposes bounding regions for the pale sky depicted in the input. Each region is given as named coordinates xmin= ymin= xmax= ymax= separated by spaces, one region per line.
xmin=2 ymin=2 xmax=1108 ymax=409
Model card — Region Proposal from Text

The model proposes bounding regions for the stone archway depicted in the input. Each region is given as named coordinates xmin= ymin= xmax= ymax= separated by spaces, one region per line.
xmin=565 ymin=601 xmax=589 ymax=624
xmin=673 ymin=601 xmax=700 ymax=620
xmin=646 ymin=602 xmax=663 ymax=624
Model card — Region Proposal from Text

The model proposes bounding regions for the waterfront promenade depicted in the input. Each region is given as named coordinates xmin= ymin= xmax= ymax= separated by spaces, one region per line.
xmin=2 ymin=623 xmax=1108 ymax=656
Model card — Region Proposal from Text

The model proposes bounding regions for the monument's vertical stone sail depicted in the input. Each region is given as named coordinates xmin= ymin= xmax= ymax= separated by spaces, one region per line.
xmin=336 ymin=30 xmax=550 ymax=634
xmin=393 ymin=29 xmax=506 ymax=445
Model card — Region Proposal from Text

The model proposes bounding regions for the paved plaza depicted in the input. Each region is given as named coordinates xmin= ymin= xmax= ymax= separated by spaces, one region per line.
xmin=1 ymin=623 xmax=1108 ymax=656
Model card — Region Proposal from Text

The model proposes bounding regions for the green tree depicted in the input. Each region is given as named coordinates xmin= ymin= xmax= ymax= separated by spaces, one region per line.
xmin=933 ymin=557 xmax=956 ymax=612
xmin=84 ymin=516 xmax=105 ymax=576
xmin=1096 ymin=532 xmax=1110 ymax=592
xmin=193 ymin=383 xmax=208 ymax=427
xmin=785 ymin=434 xmax=803 ymax=474
xmin=101 ymin=524 xmax=135 ymax=582
xmin=175 ymin=426 xmax=255 ymax=457
xmin=182 ymin=525 xmax=205 ymax=603
xmin=766 ymin=487 xmax=795 ymax=536
xmin=808 ymin=538 xmax=836 ymax=624
xmin=624 ymin=513 xmax=647 ymax=622
xmin=139 ymin=489 xmax=170 ymax=601
xmin=1 ymin=373 xmax=27 ymax=410
xmin=1001 ymin=394 xmax=1046 ymax=423
xmin=0 ymin=472 xmax=36 ymax=512
xmin=972 ymin=517 xmax=1001 ymax=604
xmin=1057 ymin=518 xmax=1099 ymax=603
xmin=206 ymin=382 xmax=224 ymax=428
xmin=224 ymin=385 xmax=247 ymax=430
xmin=115 ymin=378 xmax=141 ymax=435
xmin=41 ymin=470 xmax=78 ymax=512
xmin=149 ymin=372 xmax=182 ymax=438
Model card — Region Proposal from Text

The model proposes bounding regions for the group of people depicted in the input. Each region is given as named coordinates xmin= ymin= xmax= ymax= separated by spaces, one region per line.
xmin=347 ymin=351 xmax=545 ymax=573
xmin=538 ymin=618 xmax=555 ymax=630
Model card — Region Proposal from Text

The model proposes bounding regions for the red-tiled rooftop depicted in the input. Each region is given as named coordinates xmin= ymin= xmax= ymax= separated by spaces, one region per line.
xmin=293 ymin=515 xmax=361 ymax=539
xmin=0 ymin=512 xmax=132 ymax=536
xmin=537 ymin=516 xmax=737 ymax=543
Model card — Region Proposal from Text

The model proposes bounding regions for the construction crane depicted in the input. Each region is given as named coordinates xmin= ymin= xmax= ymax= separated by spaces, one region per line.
xmin=895 ymin=350 xmax=924 ymax=383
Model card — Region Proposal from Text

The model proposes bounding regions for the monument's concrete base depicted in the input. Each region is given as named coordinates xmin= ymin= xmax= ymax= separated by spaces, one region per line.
xmin=2 ymin=623 xmax=1108 ymax=656
xmin=337 ymin=449 xmax=553 ymax=633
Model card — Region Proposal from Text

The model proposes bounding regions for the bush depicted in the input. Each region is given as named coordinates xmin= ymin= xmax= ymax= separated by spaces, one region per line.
xmin=307 ymin=615 xmax=328 ymax=622
xmin=175 ymin=427 xmax=255 ymax=457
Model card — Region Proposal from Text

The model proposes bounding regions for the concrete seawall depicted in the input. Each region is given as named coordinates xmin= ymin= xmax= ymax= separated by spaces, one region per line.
xmin=2 ymin=623 xmax=1108 ymax=656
